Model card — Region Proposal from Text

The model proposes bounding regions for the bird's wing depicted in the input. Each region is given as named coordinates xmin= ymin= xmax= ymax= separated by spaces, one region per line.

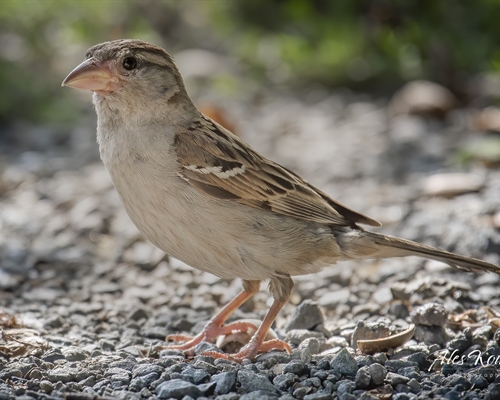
xmin=174 ymin=116 xmax=381 ymax=227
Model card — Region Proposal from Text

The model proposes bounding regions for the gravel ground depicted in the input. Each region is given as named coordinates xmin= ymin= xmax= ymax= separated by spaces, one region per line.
xmin=1 ymin=88 xmax=500 ymax=400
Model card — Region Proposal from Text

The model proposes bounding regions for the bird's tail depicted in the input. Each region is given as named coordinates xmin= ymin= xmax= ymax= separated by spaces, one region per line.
xmin=339 ymin=230 xmax=500 ymax=274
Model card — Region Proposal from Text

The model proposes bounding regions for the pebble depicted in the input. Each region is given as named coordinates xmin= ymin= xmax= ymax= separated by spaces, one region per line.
xmin=410 ymin=303 xmax=449 ymax=326
xmin=330 ymin=348 xmax=359 ymax=377
xmin=283 ymin=360 xmax=309 ymax=377
xmin=355 ymin=366 xmax=371 ymax=389
xmin=285 ymin=300 xmax=324 ymax=332
xmin=286 ymin=329 xmax=325 ymax=346
xmin=368 ymin=363 xmax=387 ymax=386
xmin=211 ymin=371 xmax=236 ymax=395
xmin=156 ymin=379 xmax=201 ymax=399
xmin=414 ymin=325 xmax=448 ymax=345
xmin=237 ymin=369 xmax=277 ymax=394
xmin=387 ymin=372 xmax=410 ymax=386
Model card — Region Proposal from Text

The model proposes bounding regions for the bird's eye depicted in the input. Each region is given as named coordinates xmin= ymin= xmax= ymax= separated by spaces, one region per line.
xmin=122 ymin=57 xmax=137 ymax=70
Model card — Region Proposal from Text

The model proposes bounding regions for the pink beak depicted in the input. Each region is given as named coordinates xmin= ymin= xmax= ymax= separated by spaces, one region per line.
xmin=62 ymin=58 xmax=118 ymax=92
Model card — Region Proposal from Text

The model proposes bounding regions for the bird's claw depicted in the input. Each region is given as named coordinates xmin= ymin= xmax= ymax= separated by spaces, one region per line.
xmin=201 ymin=338 xmax=291 ymax=363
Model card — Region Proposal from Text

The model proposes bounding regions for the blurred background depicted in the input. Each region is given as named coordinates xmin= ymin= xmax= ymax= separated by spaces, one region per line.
xmin=2 ymin=0 xmax=500 ymax=159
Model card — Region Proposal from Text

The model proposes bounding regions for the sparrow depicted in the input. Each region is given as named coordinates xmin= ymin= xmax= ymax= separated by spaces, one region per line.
xmin=62 ymin=39 xmax=500 ymax=361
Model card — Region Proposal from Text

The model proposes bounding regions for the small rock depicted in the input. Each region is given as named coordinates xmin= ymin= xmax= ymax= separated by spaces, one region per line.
xmin=352 ymin=320 xmax=391 ymax=350
xmin=355 ymin=366 xmax=371 ymax=389
xmin=62 ymin=346 xmax=89 ymax=361
xmin=283 ymin=360 xmax=309 ymax=376
xmin=413 ymin=325 xmax=447 ymax=345
xmin=41 ymin=348 xmax=66 ymax=363
xmin=410 ymin=303 xmax=448 ymax=326
xmin=303 ymin=392 xmax=334 ymax=400
xmin=368 ymin=363 xmax=387 ymax=386
xmin=469 ymin=374 xmax=489 ymax=389
xmin=390 ymin=301 xmax=410 ymax=319
xmin=272 ymin=372 xmax=297 ymax=391
xmin=385 ymin=360 xmax=419 ymax=371
xmin=237 ymin=369 xmax=277 ymax=394
xmin=47 ymin=367 xmax=78 ymax=383
xmin=239 ymin=390 xmax=279 ymax=400
xmin=132 ymin=364 xmax=164 ymax=378
xmin=326 ymin=336 xmax=349 ymax=348
xmin=299 ymin=337 xmax=320 ymax=363
xmin=447 ymin=337 xmax=471 ymax=353
xmin=286 ymin=329 xmax=324 ymax=346
xmin=330 ymin=348 xmax=358 ymax=377
xmin=193 ymin=359 xmax=218 ymax=375
xmin=39 ymin=380 xmax=53 ymax=394
xmin=386 ymin=372 xmax=410 ymax=386
xmin=127 ymin=307 xmax=149 ymax=321
xmin=142 ymin=326 xmax=169 ymax=339
xmin=336 ymin=380 xmax=356 ymax=397
xmin=99 ymin=339 xmax=115 ymax=351
xmin=211 ymin=371 xmax=236 ymax=395
xmin=156 ymin=379 xmax=201 ymax=399
xmin=284 ymin=300 xmax=324 ymax=332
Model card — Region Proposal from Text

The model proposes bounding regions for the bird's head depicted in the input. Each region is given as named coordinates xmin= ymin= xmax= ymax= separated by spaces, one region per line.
xmin=62 ymin=39 xmax=191 ymax=115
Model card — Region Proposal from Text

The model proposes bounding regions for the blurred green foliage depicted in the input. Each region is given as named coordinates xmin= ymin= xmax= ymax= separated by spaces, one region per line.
xmin=208 ymin=0 xmax=500 ymax=91
xmin=1 ymin=0 xmax=500 ymax=125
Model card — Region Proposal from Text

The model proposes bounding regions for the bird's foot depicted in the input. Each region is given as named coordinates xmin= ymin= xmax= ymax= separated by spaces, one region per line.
xmin=162 ymin=320 xmax=262 ymax=356
xmin=203 ymin=337 xmax=291 ymax=363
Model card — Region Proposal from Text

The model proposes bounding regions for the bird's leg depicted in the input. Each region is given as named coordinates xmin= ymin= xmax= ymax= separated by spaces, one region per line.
xmin=164 ymin=280 xmax=260 ymax=352
xmin=205 ymin=275 xmax=293 ymax=362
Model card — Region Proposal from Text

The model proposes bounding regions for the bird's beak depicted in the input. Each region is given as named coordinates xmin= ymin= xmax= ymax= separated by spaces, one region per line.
xmin=62 ymin=58 xmax=118 ymax=92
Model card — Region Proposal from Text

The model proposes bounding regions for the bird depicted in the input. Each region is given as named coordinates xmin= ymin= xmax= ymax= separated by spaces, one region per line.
xmin=62 ymin=39 xmax=500 ymax=361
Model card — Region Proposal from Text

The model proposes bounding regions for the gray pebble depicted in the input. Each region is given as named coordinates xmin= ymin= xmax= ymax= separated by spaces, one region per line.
xmin=410 ymin=303 xmax=448 ymax=327
xmin=385 ymin=360 xmax=419 ymax=371
xmin=283 ymin=360 xmax=309 ymax=376
xmin=447 ymin=337 xmax=471 ymax=353
xmin=62 ymin=347 xmax=89 ymax=362
xmin=299 ymin=337 xmax=320 ymax=363
xmin=213 ymin=394 xmax=239 ymax=400
xmin=390 ymin=301 xmax=410 ymax=319
xmin=132 ymin=364 xmax=164 ymax=378
xmin=414 ymin=325 xmax=447 ymax=345
xmin=193 ymin=360 xmax=218 ymax=375
xmin=286 ymin=329 xmax=324 ymax=346
xmin=47 ymin=367 xmax=78 ymax=383
xmin=41 ymin=349 xmax=65 ymax=363
xmin=330 ymin=348 xmax=358 ymax=377
xmin=272 ymin=372 xmax=297 ymax=391
xmin=0 ymin=362 xmax=34 ymax=380
xmin=336 ymin=379 xmax=356 ymax=396
xmin=368 ymin=363 xmax=387 ymax=386
xmin=237 ymin=369 xmax=277 ymax=394
xmin=127 ymin=307 xmax=150 ymax=321
xmin=211 ymin=372 xmax=236 ymax=395
xmin=355 ymin=366 xmax=371 ymax=389
xmin=387 ymin=372 xmax=410 ymax=386
xmin=284 ymin=300 xmax=324 ymax=332
xmin=303 ymin=392 xmax=333 ymax=400
xmin=156 ymin=379 xmax=201 ymax=399
xmin=239 ymin=390 xmax=279 ymax=399
xmin=39 ymin=380 xmax=53 ymax=394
